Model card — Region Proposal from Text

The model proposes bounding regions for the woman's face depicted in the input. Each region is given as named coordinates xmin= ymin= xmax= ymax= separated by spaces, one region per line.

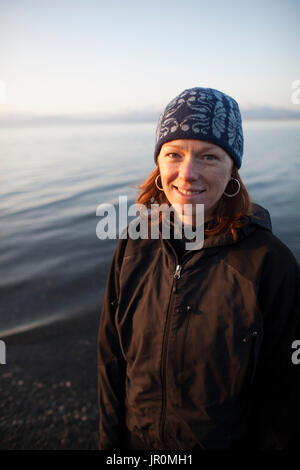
xmin=157 ymin=139 xmax=233 ymax=223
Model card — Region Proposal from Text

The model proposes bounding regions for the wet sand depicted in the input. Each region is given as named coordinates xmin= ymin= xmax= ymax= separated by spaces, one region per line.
xmin=0 ymin=310 xmax=100 ymax=450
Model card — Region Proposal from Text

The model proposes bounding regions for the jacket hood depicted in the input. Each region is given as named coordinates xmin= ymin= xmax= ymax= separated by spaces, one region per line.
xmin=157 ymin=202 xmax=273 ymax=253
xmin=128 ymin=203 xmax=273 ymax=252
xmin=202 ymin=202 xmax=272 ymax=249
xmin=247 ymin=203 xmax=272 ymax=231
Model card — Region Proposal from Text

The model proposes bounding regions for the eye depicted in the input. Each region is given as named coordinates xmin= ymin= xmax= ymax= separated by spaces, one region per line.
xmin=166 ymin=152 xmax=181 ymax=159
xmin=202 ymin=154 xmax=217 ymax=161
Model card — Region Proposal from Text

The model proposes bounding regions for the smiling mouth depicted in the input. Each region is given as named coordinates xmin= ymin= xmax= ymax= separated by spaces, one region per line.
xmin=173 ymin=185 xmax=206 ymax=196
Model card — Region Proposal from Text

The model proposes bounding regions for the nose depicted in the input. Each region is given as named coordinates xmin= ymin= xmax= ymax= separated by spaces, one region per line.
xmin=178 ymin=156 xmax=198 ymax=181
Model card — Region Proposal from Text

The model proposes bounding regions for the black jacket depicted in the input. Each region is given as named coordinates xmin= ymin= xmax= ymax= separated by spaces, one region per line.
xmin=97 ymin=203 xmax=300 ymax=450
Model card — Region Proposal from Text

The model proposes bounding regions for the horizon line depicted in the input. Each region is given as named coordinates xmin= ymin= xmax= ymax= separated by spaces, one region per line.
xmin=1 ymin=105 xmax=300 ymax=126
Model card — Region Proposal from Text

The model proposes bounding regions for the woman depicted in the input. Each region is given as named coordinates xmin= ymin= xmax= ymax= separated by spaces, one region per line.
xmin=97 ymin=87 xmax=300 ymax=450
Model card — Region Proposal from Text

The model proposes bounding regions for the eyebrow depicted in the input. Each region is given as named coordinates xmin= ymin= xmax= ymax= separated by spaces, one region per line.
xmin=163 ymin=143 xmax=219 ymax=152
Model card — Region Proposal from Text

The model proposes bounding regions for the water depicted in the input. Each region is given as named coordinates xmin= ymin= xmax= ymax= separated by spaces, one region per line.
xmin=0 ymin=120 xmax=299 ymax=336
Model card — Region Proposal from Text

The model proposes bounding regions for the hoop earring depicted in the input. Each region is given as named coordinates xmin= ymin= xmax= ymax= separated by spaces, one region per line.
xmin=223 ymin=177 xmax=241 ymax=197
xmin=155 ymin=174 xmax=164 ymax=191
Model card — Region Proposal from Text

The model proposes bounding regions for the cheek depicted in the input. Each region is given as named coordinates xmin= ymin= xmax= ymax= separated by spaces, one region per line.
xmin=159 ymin=170 xmax=168 ymax=187
xmin=158 ymin=160 xmax=167 ymax=180
xmin=209 ymin=169 xmax=231 ymax=191
xmin=160 ymin=168 xmax=175 ymax=186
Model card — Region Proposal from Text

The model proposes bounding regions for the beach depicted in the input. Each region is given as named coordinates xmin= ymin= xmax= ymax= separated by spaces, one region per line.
xmin=0 ymin=310 xmax=100 ymax=450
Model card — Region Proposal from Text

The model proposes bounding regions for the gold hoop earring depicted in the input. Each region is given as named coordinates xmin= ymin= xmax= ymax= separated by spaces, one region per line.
xmin=155 ymin=174 xmax=164 ymax=191
xmin=223 ymin=177 xmax=241 ymax=197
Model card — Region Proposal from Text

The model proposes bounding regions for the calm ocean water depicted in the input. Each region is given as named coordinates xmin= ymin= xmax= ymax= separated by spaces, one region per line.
xmin=0 ymin=120 xmax=299 ymax=336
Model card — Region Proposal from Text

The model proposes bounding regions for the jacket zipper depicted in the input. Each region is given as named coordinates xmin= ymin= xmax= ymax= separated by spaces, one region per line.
xmin=159 ymin=255 xmax=189 ymax=444
xmin=174 ymin=264 xmax=182 ymax=279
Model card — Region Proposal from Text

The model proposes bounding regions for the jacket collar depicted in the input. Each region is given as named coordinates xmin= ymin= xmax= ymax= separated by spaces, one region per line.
xmin=159 ymin=203 xmax=272 ymax=254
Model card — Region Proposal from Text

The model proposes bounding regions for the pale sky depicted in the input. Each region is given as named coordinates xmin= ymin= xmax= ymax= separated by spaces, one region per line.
xmin=0 ymin=0 xmax=299 ymax=116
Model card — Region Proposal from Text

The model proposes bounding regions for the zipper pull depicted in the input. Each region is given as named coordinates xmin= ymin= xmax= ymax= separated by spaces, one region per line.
xmin=174 ymin=264 xmax=182 ymax=279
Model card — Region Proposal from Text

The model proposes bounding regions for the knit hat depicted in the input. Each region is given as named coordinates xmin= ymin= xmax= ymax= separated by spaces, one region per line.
xmin=154 ymin=87 xmax=243 ymax=169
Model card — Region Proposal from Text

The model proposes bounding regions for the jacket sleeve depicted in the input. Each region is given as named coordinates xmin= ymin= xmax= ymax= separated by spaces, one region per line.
xmin=97 ymin=238 xmax=128 ymax=450
xmin=249 ymin=244 xmax=300 ymax=449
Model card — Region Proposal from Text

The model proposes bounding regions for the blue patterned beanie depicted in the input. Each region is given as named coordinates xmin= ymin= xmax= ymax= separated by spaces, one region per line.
xmin=154 ymin=87 xmax=243 ymax=169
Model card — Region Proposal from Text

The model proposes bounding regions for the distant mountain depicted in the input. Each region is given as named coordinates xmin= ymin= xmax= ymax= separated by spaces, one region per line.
xmin=241 ymin=106 xmax=300 ymax=120
xmin=1 ymin=106 xmax=300 ymax=126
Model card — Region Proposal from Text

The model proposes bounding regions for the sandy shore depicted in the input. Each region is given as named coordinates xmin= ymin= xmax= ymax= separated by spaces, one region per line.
xmin=0 ymin=310 xmax=100 ymax=450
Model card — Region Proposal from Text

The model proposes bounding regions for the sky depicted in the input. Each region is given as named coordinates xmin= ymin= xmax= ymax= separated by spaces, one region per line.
xmin=0 ymin=0 xmax=299 ymax=116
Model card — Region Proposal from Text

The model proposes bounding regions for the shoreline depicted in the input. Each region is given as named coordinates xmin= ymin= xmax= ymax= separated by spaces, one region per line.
xmin=0 ymin=309 xmax=101 ymax=450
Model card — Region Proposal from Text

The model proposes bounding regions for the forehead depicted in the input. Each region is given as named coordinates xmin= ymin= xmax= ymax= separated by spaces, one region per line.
xmin=161 ymin=139 xmax=222 ymax=153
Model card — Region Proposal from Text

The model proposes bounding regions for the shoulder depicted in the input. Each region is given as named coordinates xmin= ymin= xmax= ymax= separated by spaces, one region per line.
xmin=245 ymin=202 xmax=299 ymax=269
xmin=250 ymin=228 xmax=299 ymax=273
xmin=219 ymin=226 xmax=299 ymax=287
xmin=242 ymin=229 xmax=300 ymax=310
